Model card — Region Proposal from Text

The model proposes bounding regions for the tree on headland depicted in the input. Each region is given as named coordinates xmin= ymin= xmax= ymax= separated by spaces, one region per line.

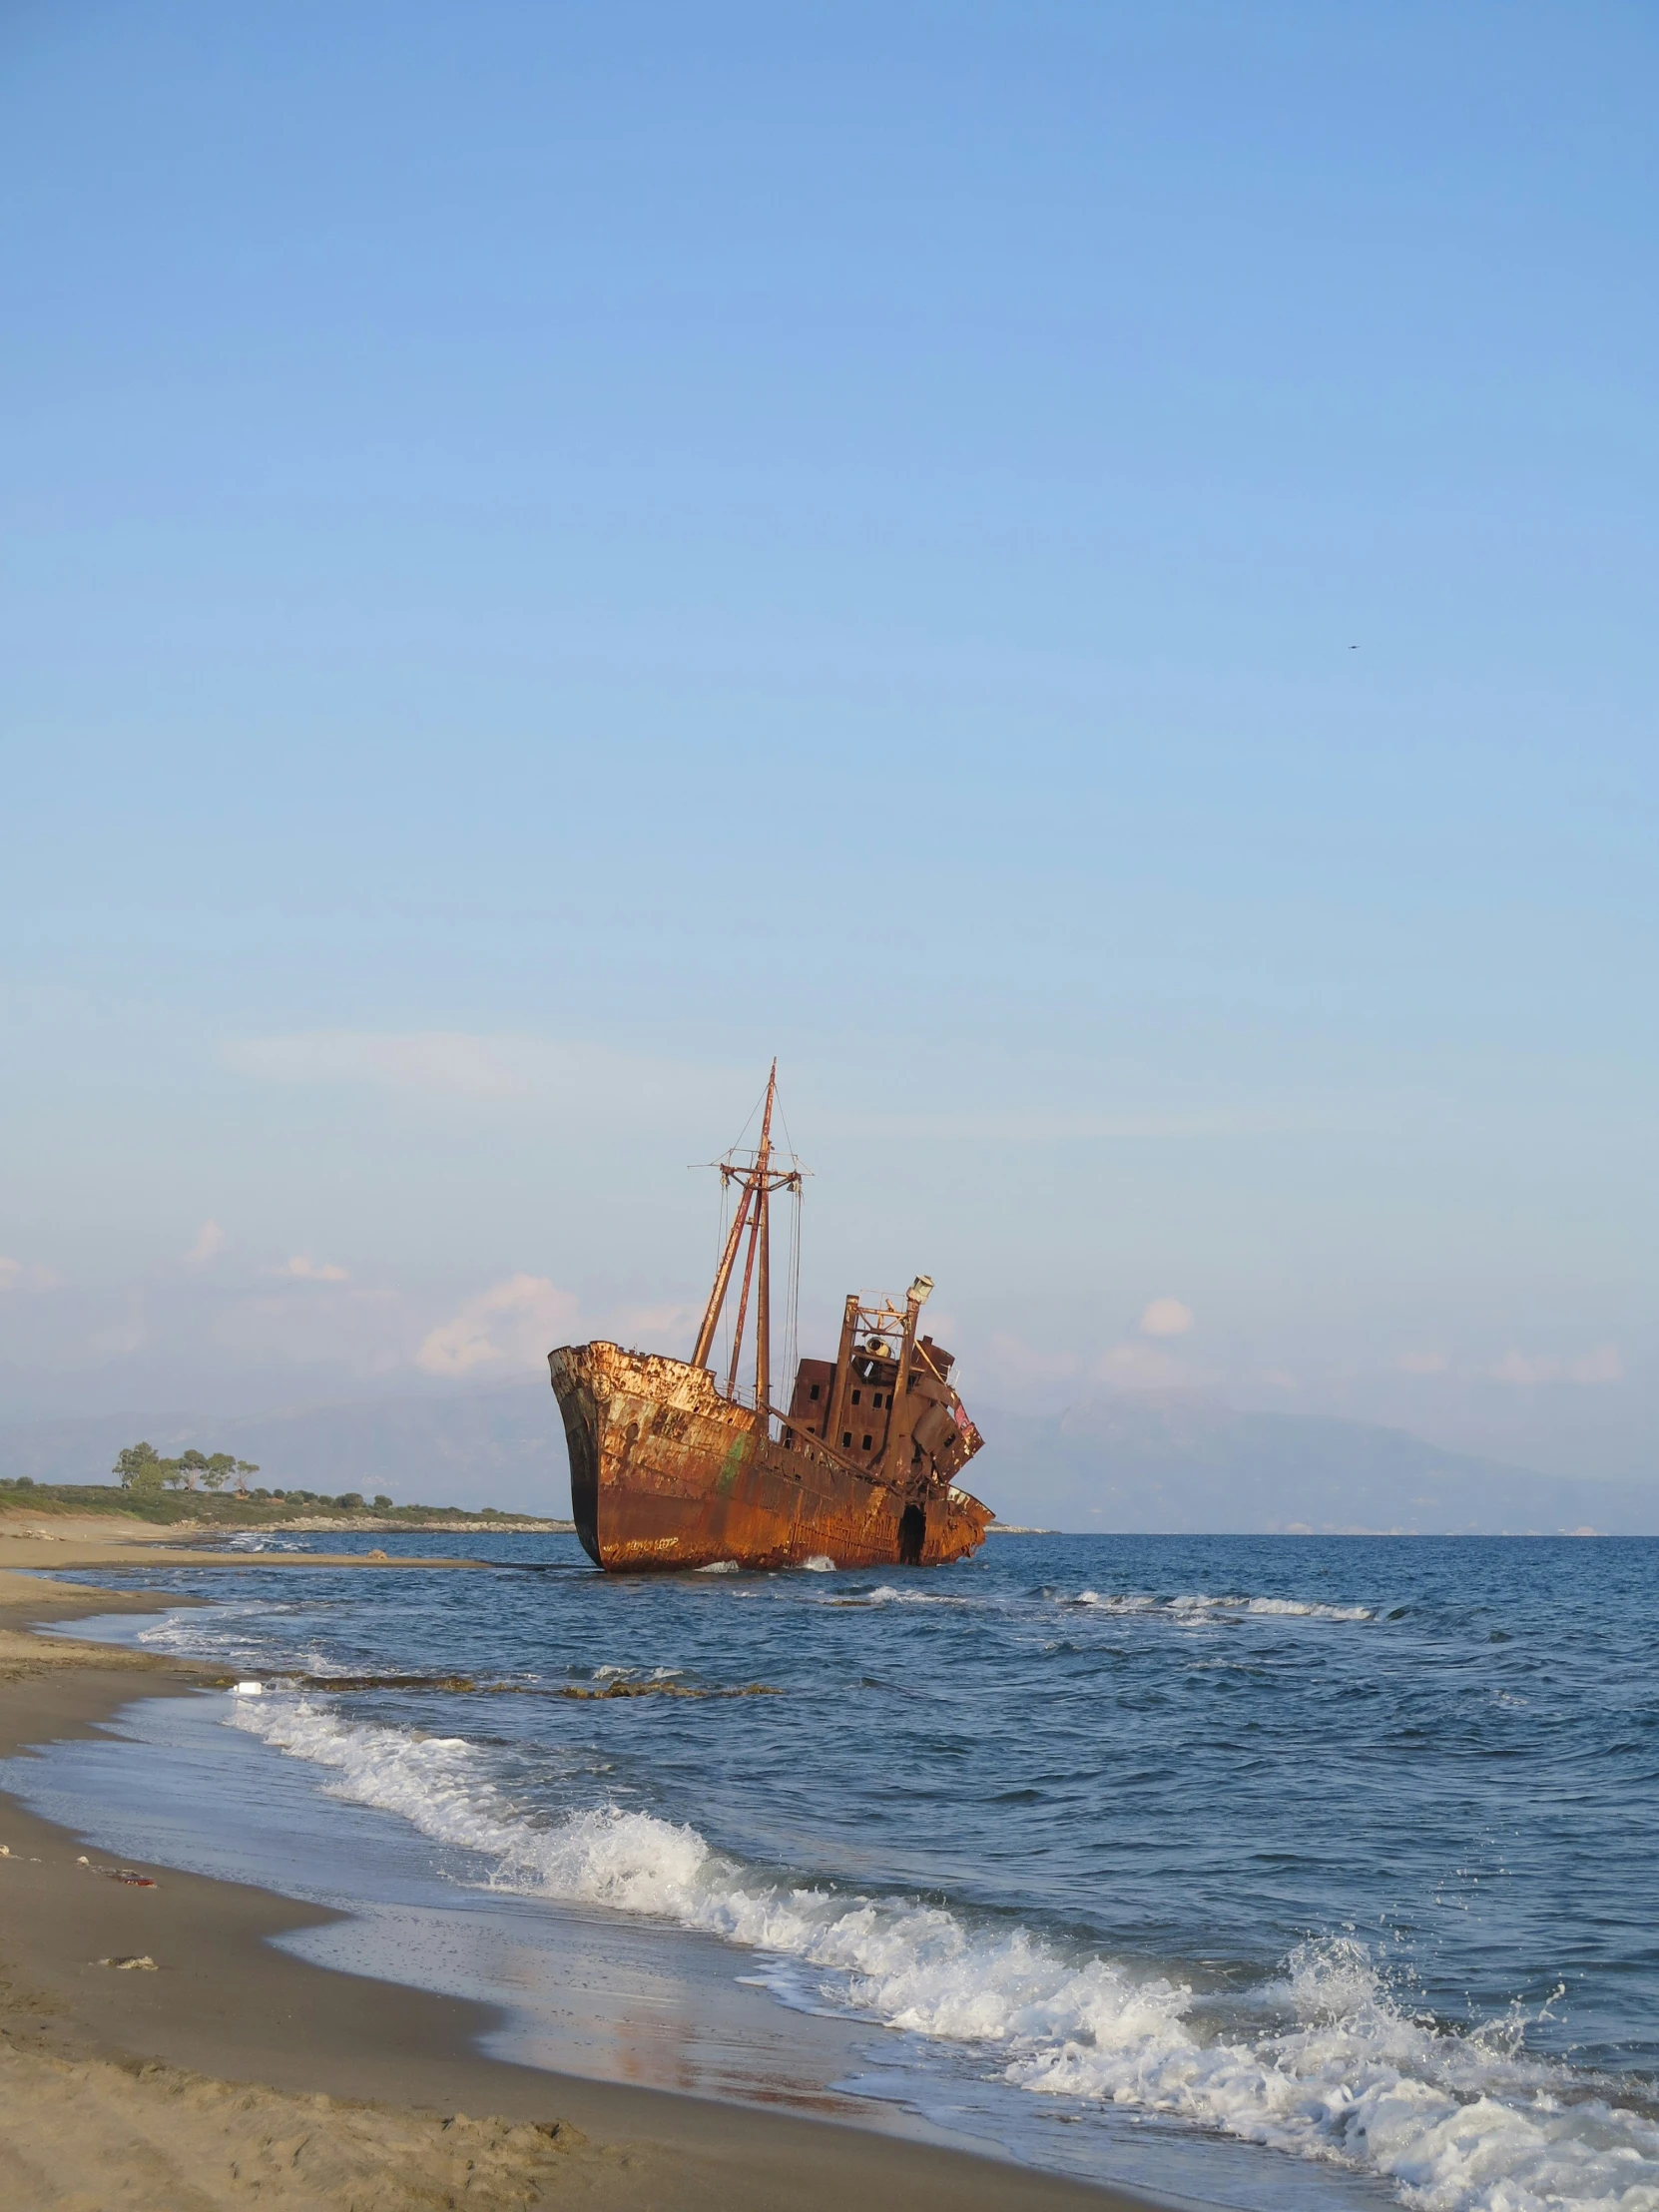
xmin=113 ymin=1442 xmax=170 ymax=1495
xmin=112 ymin=1442 xmax=260 ymax=1497
xmin=195 ymin=1451 xmax=256 ymax=1493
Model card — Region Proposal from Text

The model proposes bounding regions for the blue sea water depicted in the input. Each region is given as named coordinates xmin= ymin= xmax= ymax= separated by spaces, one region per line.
xmin=12 ymin=1531 xmax=1659 ymax=2212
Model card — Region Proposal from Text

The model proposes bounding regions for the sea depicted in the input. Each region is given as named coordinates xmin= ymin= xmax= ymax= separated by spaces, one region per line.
xmin=7 ymin=1530 xmax=1657 ymax=2212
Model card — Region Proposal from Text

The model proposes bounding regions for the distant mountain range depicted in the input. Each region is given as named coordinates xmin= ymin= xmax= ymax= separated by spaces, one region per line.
xmin=2 ymin=1379 xmax=1653 ymax=1535
xmin=970 ymin=1395 xmax=1658 ymax=1535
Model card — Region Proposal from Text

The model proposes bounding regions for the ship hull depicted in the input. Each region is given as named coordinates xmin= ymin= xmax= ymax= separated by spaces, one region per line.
xmin=549 ymin=1342 xmax=992 ymax=1571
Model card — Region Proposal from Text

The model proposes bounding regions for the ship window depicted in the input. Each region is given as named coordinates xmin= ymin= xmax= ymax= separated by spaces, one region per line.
xmin=861 ymin=1433 xmax=872 ymax=1451
xmin=842 ymin=1431 xmax=852 ymax=1448
xmin=851 ymin=1388 xmax=861 ymax=1404
xmin=810 ymin=1383 xmax=821 ymax=1400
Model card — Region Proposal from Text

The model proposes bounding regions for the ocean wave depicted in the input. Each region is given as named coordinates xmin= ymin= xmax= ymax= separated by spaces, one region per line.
xmin=829 ymin=1584 xmax=971 ymax=1607
xmin=230 ymin=1696 xmax=1653 ymax=2212
xmin=1071 ymin=1590 xmax=1374 ymax=1623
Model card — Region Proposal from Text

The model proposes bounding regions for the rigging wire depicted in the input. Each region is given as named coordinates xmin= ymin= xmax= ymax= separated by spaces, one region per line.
xmin=772 ymin=1075 xmax=803 ymax=1413
xmin=715 ymin=1158 xmax=733 ymax=1382
xmin=728 ymin=1077 xmax=767 ymax=1161
xmin=783 ymin=1178 xmax=803 ymax=1416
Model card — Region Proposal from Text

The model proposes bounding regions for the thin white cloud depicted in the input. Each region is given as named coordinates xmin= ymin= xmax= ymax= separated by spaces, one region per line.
xmin=229 ymin=1031 xmax=531 ymax=1098
xmin=222 ymin=1031 xmax=748 ymax=1122
xmin=611 ymin=1301 xmax=701 ymax=1355
xmin=824 ymin=1111 xmax=1278 ymax=1142
xmin=1094 ymin=1340 xmax=1187 ymax=1389
xmin=1490 ymin=1347 xmax=1624 ymax=1387
xmin=278 ymin=1256 xmax=349 ymax=1283
xmin=1396 ymin=1350 xmax=1449 ymax=1375
xmin=87 ymin=1320 xmax=148 ymax=1358
xmin=0 ymin=1257 xmax=21 ymax=1292
xmin=417 ymin=1274 xmax=581 ymax=1378
xmin=985 ymin=1332 xmax=1084 ymax=1390
xmin=1139 ymin=1297 xmax=1193 ymax=1339
xmin=183 ymin=1220 xmax=226 ymax=1266
xmin=1571 ymin=1346 xmax=1624 ymax=1385
xmin=1492 ymin=1351 xmax=1559 ymax=1385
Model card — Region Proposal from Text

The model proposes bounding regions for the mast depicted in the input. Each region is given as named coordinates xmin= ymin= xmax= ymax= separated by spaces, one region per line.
xmin=692 ymin=1061 xmax=801 ymax=1411
xmin=692 ymin=1181 xmax=754 ymax=1371
xmin=725 ymin=1199 xmax=761 ymax=1398
xmin=754 ymin=1066 xmax=775 ymax=1412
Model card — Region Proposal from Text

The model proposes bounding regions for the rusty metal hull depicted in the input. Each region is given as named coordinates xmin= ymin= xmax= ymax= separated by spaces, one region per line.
xmin=549 ymin=1342 xmax=993 ymax=1572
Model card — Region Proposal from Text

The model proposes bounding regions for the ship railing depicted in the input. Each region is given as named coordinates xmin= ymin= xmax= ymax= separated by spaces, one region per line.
xmin=716 ymin=1380 xmax=786 ymax=1441
xmin=712 ymin=1380 xmax=912 ymax=1488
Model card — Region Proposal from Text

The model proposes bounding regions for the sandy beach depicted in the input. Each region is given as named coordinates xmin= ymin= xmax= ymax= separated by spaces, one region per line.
xmin=0 ymin=1529 xmax=1151 ymax=2211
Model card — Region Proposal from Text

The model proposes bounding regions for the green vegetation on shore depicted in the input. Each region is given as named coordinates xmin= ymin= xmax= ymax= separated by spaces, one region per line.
xmin=0 ymin=1478 xmax=565 ymax=1529
xmin=112 ymin=1440 xmax=262 ymax=1496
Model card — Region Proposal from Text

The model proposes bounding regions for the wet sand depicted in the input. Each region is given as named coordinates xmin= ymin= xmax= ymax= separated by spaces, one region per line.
xmin=0 ymin=1540 xmax=1159 ymax=2211
xmin=0 ymin=1512 xmax=494 ymax=1574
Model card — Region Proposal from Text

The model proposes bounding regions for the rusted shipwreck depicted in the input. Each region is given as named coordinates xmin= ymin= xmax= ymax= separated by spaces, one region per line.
xmin=548 ymin=1066 xmax=992 ymax=1572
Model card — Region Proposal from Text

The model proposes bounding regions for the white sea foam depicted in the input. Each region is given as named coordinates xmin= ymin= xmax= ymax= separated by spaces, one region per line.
xmin=857 ymin=1585 xmax=963 ymax=1605
xmin=1240 ymin=1596 xmax=1373 ymax=1622
xmin=134 ymin=1603 xmax=309 ymax=1674
xmin=802 ymin=1555 xmax=836 ymax=1573
xmin=696 ymin=1559 xmax=740 ymax=1574
xmin=231 ymin=1696 xmax=1656 ymax=2212
xmin=1072 ymin=1591 xmax=1374 ymax=1623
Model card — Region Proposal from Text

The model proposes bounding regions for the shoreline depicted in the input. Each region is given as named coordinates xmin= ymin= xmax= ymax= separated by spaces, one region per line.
xmin=0 ymin=1551 xmax=1161 ymax=2211
xmin=0 ymin=1514 xmax=505 ymax=1576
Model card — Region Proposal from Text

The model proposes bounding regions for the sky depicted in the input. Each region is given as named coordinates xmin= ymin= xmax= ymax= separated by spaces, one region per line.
xmin=2 ymin=2 xmax=1655 ymax=1482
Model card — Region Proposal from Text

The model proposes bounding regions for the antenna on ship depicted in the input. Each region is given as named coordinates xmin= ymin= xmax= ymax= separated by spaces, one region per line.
xmin=691 ymin=1061 xmax=806 ymax=1421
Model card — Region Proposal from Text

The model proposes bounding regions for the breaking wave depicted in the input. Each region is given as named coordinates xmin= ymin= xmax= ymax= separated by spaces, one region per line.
xmin=231 ymin=1695 xmax=1654 ymax=2212
xmin=827 ymin=1584 xmax=977 ymax=1608
xmin=1072 ymin=1590 xmax=1375 ymax=1622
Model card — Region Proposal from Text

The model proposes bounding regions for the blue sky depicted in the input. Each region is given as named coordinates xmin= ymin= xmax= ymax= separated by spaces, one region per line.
xmin=2 ymin=2 xmax=1654 ymax=1478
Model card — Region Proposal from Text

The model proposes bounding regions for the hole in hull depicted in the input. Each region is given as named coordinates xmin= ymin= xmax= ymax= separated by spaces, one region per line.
xmin=897 ymin=1502 xmax=925 ymax=1565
